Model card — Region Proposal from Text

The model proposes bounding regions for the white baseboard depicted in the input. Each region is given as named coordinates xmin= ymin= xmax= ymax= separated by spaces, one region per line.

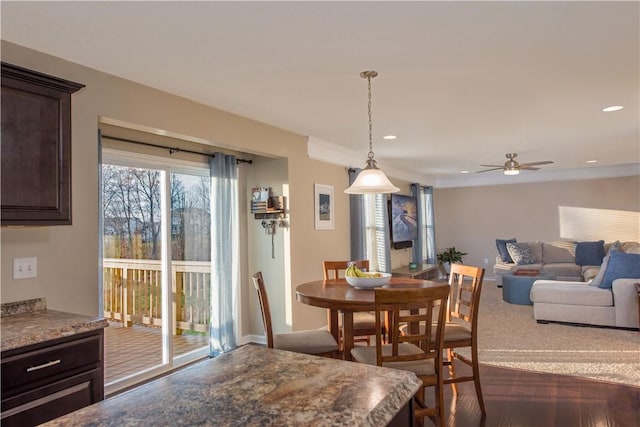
xmin=241 ymin=334 xmax=266 ymax=346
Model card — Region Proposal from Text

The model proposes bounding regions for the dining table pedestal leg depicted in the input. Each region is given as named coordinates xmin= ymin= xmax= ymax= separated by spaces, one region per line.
xmin=342 ymin=311 xmax=354 ymax=361
xmin=327 ymin=309 xmax=340 ymax=348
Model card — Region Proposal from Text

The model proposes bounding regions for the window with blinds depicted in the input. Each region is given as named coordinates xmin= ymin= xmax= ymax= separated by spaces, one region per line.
xmin=421 ymin=187 xmax=436 ymax=264
xmin=363 ymin=194 xmax=389 ymax=273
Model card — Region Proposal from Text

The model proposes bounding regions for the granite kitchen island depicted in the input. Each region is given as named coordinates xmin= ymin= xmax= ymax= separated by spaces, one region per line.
xmin=43 ymin=344 xmax=421 ymax=426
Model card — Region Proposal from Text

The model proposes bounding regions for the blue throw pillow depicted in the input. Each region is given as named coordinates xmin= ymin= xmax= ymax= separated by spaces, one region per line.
xmin=496 ymin=238 xmax=517 ymax=263
xmin=598 ymin=251 xmax=640 ymax=289
xmin=575 ymin=240 xmax=605 ymax=266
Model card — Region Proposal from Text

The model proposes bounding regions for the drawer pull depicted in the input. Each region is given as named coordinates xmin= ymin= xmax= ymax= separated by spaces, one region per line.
xmin=26 ymin=359 xmax=61 ymax=372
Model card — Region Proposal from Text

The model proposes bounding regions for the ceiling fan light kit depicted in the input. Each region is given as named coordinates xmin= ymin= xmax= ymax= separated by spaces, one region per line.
xmin=504 ymin=168 xmax=520 ymax=176
xmin=345 ymin=70 xmax=400 ymax=194
xmin=477 ymin=153 xmax=553 ymax=175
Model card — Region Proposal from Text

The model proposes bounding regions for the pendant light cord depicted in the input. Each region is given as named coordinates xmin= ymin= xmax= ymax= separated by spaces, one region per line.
xmin=367 ymin=74 xmax=374 ymax=161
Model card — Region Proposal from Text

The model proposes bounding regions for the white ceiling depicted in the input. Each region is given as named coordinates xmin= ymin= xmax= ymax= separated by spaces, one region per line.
xmin=2 ymin=1 xmax=639 ymax=187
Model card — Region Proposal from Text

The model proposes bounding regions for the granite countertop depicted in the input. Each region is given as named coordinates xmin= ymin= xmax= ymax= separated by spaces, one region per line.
xmin=1 ymin=298 xmax=109 ymax=352
xmin=43 ymin=344 xmax=421 ymax=426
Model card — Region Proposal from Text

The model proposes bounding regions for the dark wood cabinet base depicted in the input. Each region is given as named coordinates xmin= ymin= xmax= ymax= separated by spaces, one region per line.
xmin=1 ymin=330 xmax=104 ymax=427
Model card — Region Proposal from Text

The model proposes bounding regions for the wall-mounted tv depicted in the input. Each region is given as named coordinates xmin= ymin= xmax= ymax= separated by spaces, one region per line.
xmin=389 ymin=193 xmax=418 ymax=250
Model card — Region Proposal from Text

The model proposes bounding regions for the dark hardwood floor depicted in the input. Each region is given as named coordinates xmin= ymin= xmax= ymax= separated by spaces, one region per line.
xmin=425 ymin=362 xmax=640 ymax=427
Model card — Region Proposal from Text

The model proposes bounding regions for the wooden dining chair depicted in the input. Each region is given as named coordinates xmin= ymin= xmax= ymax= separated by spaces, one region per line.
xmin=322 ymin=260 xmax=384 ymax=347
xmin=252 ymin=272 xmax=339 ymax=357
xmin=441 ymin=263 xmax=486 ymax=414
xmin=351 ymin=285 xmax=450 ymax=427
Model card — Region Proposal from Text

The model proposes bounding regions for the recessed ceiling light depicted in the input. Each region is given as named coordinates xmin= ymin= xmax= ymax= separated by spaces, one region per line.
xmin=460 ymin=170 xmax=469 ymax=174
xmin=586 ymin=160 xmax=598 ymax=164
xmin=602 ymin=105 xmax=624 ymax=112
xmin=382 ymin=135 xmax=397 ymax=140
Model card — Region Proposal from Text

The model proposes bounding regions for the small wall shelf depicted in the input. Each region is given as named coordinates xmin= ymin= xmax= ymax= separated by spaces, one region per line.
xmin=251 ymin=191 xmax=286 ymax=219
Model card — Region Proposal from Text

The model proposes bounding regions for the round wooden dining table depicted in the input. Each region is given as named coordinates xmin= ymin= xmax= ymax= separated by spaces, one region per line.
xmin=296 ymin=277 xmax=449 ymax=360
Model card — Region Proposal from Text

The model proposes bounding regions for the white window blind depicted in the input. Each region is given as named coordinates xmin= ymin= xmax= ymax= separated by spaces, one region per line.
xmin=364 ymin=194 xmax=388 ymax=272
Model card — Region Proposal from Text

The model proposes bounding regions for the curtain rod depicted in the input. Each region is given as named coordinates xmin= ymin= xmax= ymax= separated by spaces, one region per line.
xmin=102 ymin=134 xmax=253 ymax=164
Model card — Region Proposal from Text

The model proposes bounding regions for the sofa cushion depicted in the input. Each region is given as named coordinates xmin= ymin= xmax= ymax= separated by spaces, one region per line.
xmin=542 ymin=241 xmax=575 ymax=263
xmin=530 ymin=280 xmax=613 ymax=307
xmin=527 ymin=242 xmax=543 ymax=262
xmin=541 ymin=263 xmax=582 ymax=278
xmin=507 ymin=242 xmax=537 ymax=265
xmin=582 ymin=266 xmax=600 ymax=282
xmin=620 ymin=241 xmax=640 ymax=254
xmin=575 ymin=240 xmax=605 ymax=266
xmin=599 ymin=251 xmax=640 ymax=289
xmin=496 ymin=238 xmax=517 ymax=263
xmin=590 ymin=241 xmax=621 ymax=287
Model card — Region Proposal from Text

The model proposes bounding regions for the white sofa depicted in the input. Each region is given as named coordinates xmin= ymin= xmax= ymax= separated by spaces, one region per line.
xmin=494 ymin=240 xmax=596 ymax=287
xmin=530 ymin=278 xmax=639 ymax=329
xmin=527 ymin=240 xmax=640 ymax=329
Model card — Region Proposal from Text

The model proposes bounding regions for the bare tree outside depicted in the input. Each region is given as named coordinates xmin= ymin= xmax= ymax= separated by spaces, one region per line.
xmin=102 ymin=165 xmax=211 ymax=261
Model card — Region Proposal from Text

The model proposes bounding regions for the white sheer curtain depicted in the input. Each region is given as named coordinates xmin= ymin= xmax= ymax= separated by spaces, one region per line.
xmin=209 ymin=153 xmax=239 ymax=356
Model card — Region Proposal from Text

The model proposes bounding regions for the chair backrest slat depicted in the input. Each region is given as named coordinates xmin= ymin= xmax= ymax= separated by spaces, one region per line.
xmin=448 ymin=264 xmax=485 ymax=328
xmin=252 ymin=272 xmax=274 ymax=348
xmin=374 ymin=286 xmax=450 ymax=366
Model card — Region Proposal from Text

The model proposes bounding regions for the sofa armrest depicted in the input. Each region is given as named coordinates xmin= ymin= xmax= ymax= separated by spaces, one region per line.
xmin=612 ymin=278 xmax=640 ymax=328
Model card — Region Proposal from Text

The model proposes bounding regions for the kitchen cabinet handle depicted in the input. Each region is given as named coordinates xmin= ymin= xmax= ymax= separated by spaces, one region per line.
xmin=26 ymin=359 xmax=61 ymax=372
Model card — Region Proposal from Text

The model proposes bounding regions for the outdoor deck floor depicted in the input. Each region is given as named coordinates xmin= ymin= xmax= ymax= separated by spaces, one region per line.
xmin=104 ymin=322 xmax=209 ymax=384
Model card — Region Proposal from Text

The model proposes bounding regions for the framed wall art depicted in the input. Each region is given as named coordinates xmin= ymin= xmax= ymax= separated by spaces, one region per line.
xmin=314 ymin=183 xmax=334 ymax=230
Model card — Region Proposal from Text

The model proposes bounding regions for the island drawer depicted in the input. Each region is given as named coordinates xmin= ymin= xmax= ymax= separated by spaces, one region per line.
xmin=1 ymin=333 xmax=101 ymax=394
xmin=1 ymin=369 xmax=101 ymax=427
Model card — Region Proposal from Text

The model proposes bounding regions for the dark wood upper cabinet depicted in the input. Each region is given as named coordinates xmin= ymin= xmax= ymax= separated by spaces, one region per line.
xmin=1 ymin=63 xmax=84 ymax=226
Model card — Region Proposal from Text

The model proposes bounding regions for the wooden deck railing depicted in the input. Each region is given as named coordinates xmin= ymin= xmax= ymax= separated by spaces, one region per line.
xmin=103 ymin=259 xmax=210 ymax=334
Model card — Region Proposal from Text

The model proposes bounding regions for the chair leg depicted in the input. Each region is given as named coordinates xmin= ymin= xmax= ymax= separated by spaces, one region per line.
xmin=471 ymin=345 xmax=486 ymax=414
xmin=447 ymin=348 xmax=458 ymax=395
xmin=414 ymin=388 xmax=425 ymax=427
xmin=436 ymin=382 xmax=445 ymax=427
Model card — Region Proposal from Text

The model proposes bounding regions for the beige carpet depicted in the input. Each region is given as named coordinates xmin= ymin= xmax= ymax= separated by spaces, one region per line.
xmin=470 ymin=281 xmax=640 ymax=387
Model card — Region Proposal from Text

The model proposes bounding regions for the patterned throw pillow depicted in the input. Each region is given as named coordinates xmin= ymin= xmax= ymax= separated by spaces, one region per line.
xmin=590 ymin=241 xmax=621 ymax=287
xmin=506 ymin=242 xmax=538 ymax=265
xmin=496 ymin=238 xmax=517 ymax=263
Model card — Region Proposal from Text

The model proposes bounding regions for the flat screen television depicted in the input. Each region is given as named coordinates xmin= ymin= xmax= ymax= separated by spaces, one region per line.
xmin=389 ymin=193 xmax=418 ymax=249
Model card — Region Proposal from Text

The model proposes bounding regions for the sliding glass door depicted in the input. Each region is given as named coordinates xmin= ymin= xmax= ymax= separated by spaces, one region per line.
xmin=101 ymin=151 xmax=210 ymax=392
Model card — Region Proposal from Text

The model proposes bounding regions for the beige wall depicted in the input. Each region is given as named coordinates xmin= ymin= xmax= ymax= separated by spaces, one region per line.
xmin=434 ymin=176 xmax=640 ymax=277
xmin=0 ymin=42 xmax=356 ymax=338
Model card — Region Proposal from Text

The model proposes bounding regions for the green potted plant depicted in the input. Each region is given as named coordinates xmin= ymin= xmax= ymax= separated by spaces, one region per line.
xmin=437 ymin=246 xmax=468 ymax=277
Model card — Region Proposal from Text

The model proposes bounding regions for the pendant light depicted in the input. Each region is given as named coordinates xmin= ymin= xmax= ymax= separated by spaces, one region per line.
xmin=344 ymin=71 xmax=400 ymax=194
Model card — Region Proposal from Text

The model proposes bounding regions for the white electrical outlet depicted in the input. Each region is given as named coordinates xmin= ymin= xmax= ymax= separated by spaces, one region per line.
xmin=484 ymin=258 xmax=489 ymax=265
xmin=13 ymin=257 xmax=37 ymax=279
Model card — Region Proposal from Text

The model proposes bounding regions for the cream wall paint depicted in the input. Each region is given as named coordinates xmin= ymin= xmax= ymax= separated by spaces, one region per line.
xmin=0 ymin=42 xmax=354 ymax=336
xmin=246 ymin=157 xmax=290 ymax=336
xmin=434 ymin=176 xmax=640 ymax=276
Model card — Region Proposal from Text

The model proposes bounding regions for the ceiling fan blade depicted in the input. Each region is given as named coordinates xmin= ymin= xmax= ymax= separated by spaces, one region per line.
xmin=520 ymin=166 xmax=540 ymax=171
xmin=479 ymin=164 xmax=504 ymax=168
xmin=520 ymin=161 xmax=554 ymax=167
xmin=476 ymin=167 xmax=503 ymax=173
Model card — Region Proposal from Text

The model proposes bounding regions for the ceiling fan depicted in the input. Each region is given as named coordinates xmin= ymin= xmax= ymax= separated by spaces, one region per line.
xmin=477 ymin=153 xmax=554 ymax=175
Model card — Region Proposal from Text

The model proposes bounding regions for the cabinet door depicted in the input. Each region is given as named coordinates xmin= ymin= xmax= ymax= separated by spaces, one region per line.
xmin=0 ymin=62 xmax=83 ymax=226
